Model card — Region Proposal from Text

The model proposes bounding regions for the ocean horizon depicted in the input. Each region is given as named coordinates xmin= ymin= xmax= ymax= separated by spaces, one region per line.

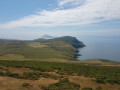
xmin=77 ymin=37 xmax=120 ymax=62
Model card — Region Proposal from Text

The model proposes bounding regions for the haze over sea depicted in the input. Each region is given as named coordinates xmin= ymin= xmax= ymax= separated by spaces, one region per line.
xmin=77 ymin=37 xmax=120 ymax=62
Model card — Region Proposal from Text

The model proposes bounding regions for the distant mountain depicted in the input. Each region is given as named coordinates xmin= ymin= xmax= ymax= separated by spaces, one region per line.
xmin=42 ymin=34 xmax=53 ymax=39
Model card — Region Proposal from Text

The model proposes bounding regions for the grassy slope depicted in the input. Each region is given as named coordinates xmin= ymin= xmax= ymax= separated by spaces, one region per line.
xmin=0 ymin=36 xmax=85 ymax=61
xmin=0 ymin=43 xmax=65 ymax=60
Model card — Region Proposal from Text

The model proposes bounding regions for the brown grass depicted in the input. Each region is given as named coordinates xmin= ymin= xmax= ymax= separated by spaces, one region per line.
xmin=67 ymin=75 xmax=120 ymax=90
xmin=0 ymin=76 xmax=58 ymax=90
xmin=0 ymin=66 xmax=120 ymax=90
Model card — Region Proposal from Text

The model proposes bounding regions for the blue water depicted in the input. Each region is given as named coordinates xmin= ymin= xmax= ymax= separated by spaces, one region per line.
xmin=77 ymin=37 xmax=120 ymax=62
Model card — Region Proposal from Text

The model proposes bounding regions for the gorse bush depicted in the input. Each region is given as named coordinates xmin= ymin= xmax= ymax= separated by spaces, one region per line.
xmin=48 ymin=78 xmax=80 ymax=90
xmin=22 ymin=83 xmax=30 ymax=87
xmin=96 ymin=86 xmax=102 ymax=90
xmin=0 ymin=71 xmax=60 ymax=80
xmin=82 ymin=87 xmax=93 ymax=90
xmin=0 ymin=60 xmax=120 ymax=84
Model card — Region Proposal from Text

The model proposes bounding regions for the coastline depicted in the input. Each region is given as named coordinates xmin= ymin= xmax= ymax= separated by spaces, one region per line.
xmin=73 ymin=40 xmax=85 ymax=60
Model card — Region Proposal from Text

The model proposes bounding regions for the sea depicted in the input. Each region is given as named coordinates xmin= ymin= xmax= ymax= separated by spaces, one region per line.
xmin=77 ymin=37 xmax=120 ymax=62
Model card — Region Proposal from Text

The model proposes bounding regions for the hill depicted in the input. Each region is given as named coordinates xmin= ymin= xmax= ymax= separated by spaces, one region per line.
xmin=0 ymin=36 xmax=85 ymax=61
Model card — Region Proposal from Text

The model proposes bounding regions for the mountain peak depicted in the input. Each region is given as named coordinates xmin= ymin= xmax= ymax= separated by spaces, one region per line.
xmin=42 ymin=34 xmax=53 ymax=39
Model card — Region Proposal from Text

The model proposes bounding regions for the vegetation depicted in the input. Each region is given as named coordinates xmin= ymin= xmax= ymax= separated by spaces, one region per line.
xmin=0 ymin=60 xmax=120 ymax=84
xmin=0 ymin=36 xmax=120 ymax=89
xmin=82 ymin=87 xmax=93 ymax=90
xmin=0 ymin=70 xmax=60 ymax=80
xmin=48 ymin=78 xmax=80 ymax=90
xmin=0 ymin=36 xmax=85 ymax=60
xmin=22 ymin=83 xmax=31 ymax=87
xmin=81 ymin=59 xmax=120 ymax=65
xmin=96 ymin=86 xmax=102 ymax=90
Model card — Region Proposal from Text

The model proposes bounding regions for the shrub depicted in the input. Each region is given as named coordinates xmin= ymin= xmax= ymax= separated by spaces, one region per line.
xmin=0 ymin=60 xmax=120 ymax=84
xmin=0 ymin=71 xmax=4 ymax=76
xmin=40 ymin=86 xmax=48 ymax=90
xmin=22 ymin=83 xmax=30 ymax=87
xmin=96 ymin=86 xmax=102 ymax=90
xmin=48 ymin=78 xmax=80 ymax=90
xmin=96 ymin=76 xmax=106 ymax=83
xmin=82 ymin=87 xmax=93 ymax=90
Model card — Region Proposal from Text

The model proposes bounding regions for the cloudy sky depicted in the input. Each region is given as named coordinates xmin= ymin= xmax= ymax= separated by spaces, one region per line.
xmin=0 ymin=0 xmax=120 ymax=40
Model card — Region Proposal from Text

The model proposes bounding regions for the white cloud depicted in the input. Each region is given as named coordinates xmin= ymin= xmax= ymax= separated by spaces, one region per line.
xmin=0 ymin=0 xmax=120 ymax=29
xmin=58 ymin=0 xmax=84 ymax=6
xmin=58 ymin=0 xmax=74 ymax=6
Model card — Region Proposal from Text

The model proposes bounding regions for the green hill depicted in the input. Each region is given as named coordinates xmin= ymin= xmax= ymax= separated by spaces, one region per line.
xmin=0 ymin=36 xmax=85 ymax=61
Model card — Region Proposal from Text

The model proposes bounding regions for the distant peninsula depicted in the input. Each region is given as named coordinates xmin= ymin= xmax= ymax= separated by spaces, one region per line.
xmin=0 ymin=36 xmax=85 ymax=60
xmin=35 ymin=36 xmax=85 ymax=60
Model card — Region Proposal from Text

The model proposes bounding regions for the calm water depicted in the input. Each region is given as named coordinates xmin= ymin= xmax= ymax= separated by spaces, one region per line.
xmin=77 ymin=37 xmax=120 ymax=62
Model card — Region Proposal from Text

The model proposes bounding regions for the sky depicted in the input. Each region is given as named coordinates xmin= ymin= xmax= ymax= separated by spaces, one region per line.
xmin=0 ymin=0 xmax=120 ymax=40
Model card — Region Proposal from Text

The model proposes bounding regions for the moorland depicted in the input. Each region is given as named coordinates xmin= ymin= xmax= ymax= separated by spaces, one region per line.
xmin=0 ymin=36 xmax=120 ymax=90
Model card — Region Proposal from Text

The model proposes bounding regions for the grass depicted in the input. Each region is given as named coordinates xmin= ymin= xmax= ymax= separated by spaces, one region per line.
xmin=0 ymin=60 xmax=120 ymax=84
xmin=15 ymin=47 xmax=65 ymax=59
xmin=0 ymin=40 xmax=72 ymax=60
xmin=0 ymin=36 xmax=84 ymax=60
xmin=81 ymin=59 xmax=120 ymax=65
xmin=0 ymin=43 xmax=66 ymax=60
xmin=0 ymin=54 xmax=25 ymax=60
xmin=27 ymin=42 xmax=49 ymax=48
